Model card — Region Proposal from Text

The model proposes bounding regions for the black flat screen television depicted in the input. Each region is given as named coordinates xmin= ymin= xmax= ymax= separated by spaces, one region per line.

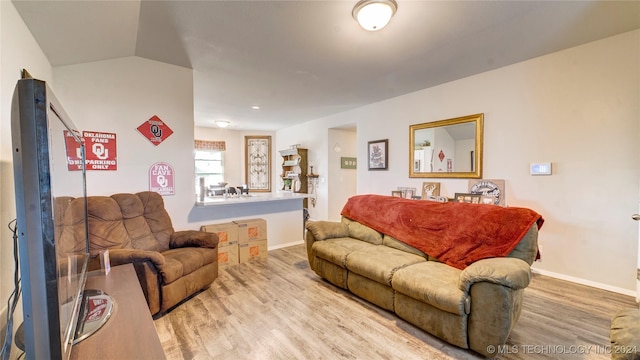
xmin=11 ymin=75 xmax=89 ymax=359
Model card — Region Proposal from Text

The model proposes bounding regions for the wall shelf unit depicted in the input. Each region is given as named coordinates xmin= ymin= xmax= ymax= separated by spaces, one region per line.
xmin=279 ymin=148 xmax=308 ymax=206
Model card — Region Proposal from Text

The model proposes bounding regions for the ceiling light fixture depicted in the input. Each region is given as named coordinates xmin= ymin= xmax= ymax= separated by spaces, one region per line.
xmin=352 ymin=0 xmax=398 ymax=31
xmin=215 ymin=120 xmax=230 ymax=128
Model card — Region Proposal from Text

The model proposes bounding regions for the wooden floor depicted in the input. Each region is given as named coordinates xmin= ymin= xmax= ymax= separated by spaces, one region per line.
xmin=154 ymin=245 xmax=638 ymax=359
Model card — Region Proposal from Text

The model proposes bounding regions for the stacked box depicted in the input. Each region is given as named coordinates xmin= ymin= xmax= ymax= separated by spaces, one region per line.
xmin=233 ymin=218 xmax=267 ymax=244
xmin=217 ymin=243 xmax=240 ymax=267
xmin=234 ymin=218 xmax=268 ymax=262
xmin=200 ymin=222 xmax=239 ymax=267
xmin=239 ymin=240 xmax=268 ymax=262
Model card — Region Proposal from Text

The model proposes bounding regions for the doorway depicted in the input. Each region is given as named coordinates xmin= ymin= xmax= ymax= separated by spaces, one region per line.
xmin=328 ymin=125 xmax=357 ymax=221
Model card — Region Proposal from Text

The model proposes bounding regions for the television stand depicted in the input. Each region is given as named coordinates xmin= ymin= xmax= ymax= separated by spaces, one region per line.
xmin=70 ymin=264 xmax=165 ymax=359
xmin=73 ymin=289 xmax=114 ymax=344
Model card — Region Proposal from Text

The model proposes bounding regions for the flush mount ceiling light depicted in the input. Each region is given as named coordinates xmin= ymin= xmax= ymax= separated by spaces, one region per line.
xmin=215 ymin=120 xmax=230 ymax=128
xmin=352 ymin=0 xmax=398 ymax=31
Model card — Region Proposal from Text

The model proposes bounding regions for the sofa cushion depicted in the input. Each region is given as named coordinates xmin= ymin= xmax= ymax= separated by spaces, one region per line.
xmin=312 ymin=238 xmax=377 ymax=268
xmin=346 ymin=246 xmax=426 ymax=286
xmin=506 ymin=224 xmax=538 ymax=265
xmin=392 ymin=262 xmax=469 ymax=315
xmin=343 ymin=217 xmax=383 ymax=245
xmin=159 ymin=247 xmax=217 ymax=284
xmin=86 ymin=196 xmax=133 ymax=255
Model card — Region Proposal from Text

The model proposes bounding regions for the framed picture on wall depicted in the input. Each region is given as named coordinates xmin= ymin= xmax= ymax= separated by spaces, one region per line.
xmin=368 ymin=139 xmax=388 ymax=170
xmin=244 ymin=136 xmax=271 ymax=192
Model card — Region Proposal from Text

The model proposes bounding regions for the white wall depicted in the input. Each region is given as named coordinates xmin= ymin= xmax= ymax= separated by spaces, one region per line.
xmin=0 ymin=0 xmax=53 ymax=314
xmin=278 ymin=30 xmax=640 ymax=295
xmin=53 ymin=57 xmax=196 ymax=229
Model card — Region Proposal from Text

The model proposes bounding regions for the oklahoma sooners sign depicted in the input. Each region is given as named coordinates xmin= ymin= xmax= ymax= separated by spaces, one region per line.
xmin=149 ymin=162 xmax=175 ymax=196
xmin=64 ymin=130 xmax=117 ymax=171
xmin=137 ymin=115 xmax=174 ymax=146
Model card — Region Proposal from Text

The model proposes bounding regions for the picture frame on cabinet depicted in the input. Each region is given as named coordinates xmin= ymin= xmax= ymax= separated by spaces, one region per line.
xmin=421 ymin=182 xmax=441 ymax=199
xmin=454 ymin=192 xmax=481 ymax=204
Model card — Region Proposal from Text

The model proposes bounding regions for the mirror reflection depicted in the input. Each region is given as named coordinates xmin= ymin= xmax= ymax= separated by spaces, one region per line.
xmin=409 ymin=113 xmax=483 ymax=178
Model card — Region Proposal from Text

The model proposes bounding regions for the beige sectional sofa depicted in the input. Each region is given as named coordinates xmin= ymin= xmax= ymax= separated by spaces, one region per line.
xmin=304 ymin=194 xmax=542 ymax=357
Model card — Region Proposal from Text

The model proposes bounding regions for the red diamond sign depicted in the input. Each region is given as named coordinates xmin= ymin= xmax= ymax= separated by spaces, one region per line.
xmin=137 ymin=115 xmax=174 ymax=146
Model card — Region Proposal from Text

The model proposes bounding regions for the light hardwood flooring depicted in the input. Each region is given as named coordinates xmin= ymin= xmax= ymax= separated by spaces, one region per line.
xmin=154 ymin=245 xmax=637 ymax=359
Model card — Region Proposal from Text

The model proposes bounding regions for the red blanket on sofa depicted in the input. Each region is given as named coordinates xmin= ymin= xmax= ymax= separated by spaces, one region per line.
xmin=340 ymin=194 xmax=544 ymax=270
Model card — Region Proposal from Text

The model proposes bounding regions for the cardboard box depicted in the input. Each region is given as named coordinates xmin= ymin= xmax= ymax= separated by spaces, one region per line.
xmin=239 ymin=240 xmax=268 ymax=263
xmin=200 ymin=222 xmax=239 ymax=247
xmin=217 ymin=244 xmax=239 ymax=267
xmin=233 ymin=218 xmax=267 ymax=244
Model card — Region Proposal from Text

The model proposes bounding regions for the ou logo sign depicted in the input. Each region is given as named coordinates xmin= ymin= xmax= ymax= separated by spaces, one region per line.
xmin=149 ymin=162 xmax=175 ymax=196
xmin=92 ymin=143 xmax=109 ymax=160
xmin=137 ymin=115 xmax=174 ymax=146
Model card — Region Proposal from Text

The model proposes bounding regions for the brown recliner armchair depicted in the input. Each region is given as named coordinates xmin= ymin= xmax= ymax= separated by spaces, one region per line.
xmin=57 ymin=191 xmax=219 ymax=316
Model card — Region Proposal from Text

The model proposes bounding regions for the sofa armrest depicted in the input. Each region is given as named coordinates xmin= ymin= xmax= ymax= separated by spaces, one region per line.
xmin=305 ymin=221 xmax=349 ymax=270
xmin=170 ymin=230 xmax=219 ymax=249
xmin=108 ymin=248 xmax=165 ymax=268
xmin=460 ymin=257 xmax=532 ymax=357
xmin=458 ymin=257 xmax=531 ymax=293
xmin=305 ymin=221 xmax=349 ymax=241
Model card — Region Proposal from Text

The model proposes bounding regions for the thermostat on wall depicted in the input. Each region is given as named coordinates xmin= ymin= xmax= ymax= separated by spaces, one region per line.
xmin=530 ymin=162 xmax=552 ymax=175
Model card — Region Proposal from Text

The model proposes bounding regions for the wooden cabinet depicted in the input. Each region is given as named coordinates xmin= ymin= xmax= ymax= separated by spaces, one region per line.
xmin=279 ymin=148 xmax=308 ymax=195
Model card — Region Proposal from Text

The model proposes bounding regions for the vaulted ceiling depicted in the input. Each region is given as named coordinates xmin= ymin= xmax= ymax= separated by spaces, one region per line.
xmin=12 ymin=1 xmax=640 ymax=130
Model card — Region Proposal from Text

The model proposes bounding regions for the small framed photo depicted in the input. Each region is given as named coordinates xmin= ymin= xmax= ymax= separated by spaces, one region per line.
xmin=454 ymin=192 xmax=482 ymax=204
xmin=421 ymin=182 xmax=441 ymax=199
xmin=391 ymin=190 xmax=403 ymax=197
xmin=368 ymin=139 xmax=388 ymax=170
xmin=341 ymin=157 xmax=357 ymax=169
xmin=481 ymin=195 xmax=496 ymax=205
xmin=397 ymin=187 xmax=416 ymax=199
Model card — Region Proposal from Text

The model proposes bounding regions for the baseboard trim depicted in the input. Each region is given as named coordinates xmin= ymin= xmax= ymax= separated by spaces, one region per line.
xmin=268 ymin=240 xmax=304 ymax=251
xmin=532 ymin=267 xmax=637 ymax=298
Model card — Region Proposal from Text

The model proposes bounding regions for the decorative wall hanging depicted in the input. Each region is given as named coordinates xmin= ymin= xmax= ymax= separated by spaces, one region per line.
xmin=245 ymin=136 xmax=271 ymax=192
xmin=64 ymin=130 xmax=118 ymax=171
xmin=63 ymin=130 xmax=84 ymax=171
xmin=468 ymin=179 xmax=505 ymax=206
xmin=149 ymin=162 xmax=175 ymax=196
xmin=368 ymin=139 xmax=388 ymax=170
xmin=137 ymin=115 xmax=174 ymax=146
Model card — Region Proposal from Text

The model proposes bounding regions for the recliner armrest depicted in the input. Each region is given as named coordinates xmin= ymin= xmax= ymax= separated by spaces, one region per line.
xmin=108 ymin=248 xmax=165 ymax=268
xmin=458 ymin=257 xmax=531 ymax=293
xmin=170 ymin=230 xmax=219 ymax=249
xmin=305 ymin=221 xmax=349 ymax=241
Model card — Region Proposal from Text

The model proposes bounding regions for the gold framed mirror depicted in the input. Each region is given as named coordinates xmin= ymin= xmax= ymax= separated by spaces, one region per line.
xmin=409 ymin=113 xmax=483 ymax=178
